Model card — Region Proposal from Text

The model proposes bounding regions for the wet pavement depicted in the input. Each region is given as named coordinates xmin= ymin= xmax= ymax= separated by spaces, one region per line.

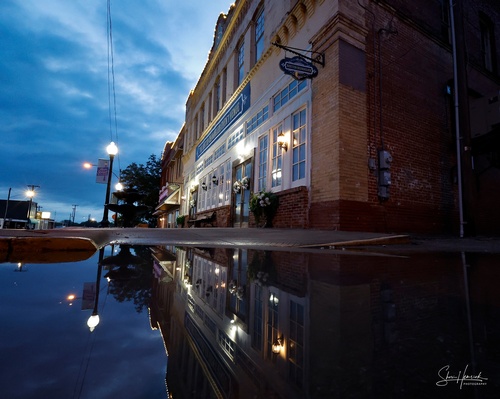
xmin=1 ymin=227 xmax=499 ymax=254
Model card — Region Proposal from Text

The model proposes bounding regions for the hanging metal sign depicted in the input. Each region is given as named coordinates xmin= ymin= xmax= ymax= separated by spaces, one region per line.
xmin=279 ymin=56 xmax=319 ymax=80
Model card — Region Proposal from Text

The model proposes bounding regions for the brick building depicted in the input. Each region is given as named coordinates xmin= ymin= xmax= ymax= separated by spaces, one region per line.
xmin=158 ymin=0 xmax=500 ymax=234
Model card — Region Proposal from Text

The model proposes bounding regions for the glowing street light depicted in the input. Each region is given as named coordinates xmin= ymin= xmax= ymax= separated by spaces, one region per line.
xmin=25 ymin=185 xmax=39 ymax=229
xmin=99 ymin=142 xmax=118 ymax=227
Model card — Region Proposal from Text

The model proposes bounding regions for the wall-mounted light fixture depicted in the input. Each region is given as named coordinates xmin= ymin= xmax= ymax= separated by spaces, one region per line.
xmin=272 ymin=335 xmax=284 ymax=354
xmin=201 ymin=182 xmax=207 ymax=191
xmin=277 ymin=132 xmax=288 ymax=151
xmin=212 ymin=175 xmax=218 ymax=185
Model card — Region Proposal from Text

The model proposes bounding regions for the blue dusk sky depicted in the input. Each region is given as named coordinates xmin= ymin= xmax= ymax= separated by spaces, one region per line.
xmin=0 ymin=0 xmax=232 ymax=223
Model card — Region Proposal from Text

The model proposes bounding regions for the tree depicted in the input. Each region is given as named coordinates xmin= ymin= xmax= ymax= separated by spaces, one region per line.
xmin=119 ymin=154 xmax=161 ymax=227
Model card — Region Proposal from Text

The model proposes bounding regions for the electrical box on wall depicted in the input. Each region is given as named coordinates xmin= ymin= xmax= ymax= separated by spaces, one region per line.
xmin=379 ymin=150 xmax=393 ymax=169
xmin=378 ymin=149 xmax=392 ymax=200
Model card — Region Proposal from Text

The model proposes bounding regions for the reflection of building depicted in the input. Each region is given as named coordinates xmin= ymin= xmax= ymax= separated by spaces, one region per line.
xmin=158 ymin=0 xmax=500 ymax=234
xmin=150 ymin=246 xmax=500 ymax=398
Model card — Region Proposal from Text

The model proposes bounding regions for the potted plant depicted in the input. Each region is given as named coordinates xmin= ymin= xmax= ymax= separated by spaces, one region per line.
xmin=249 ymin=190 xmax=278 ymax=227
xmin=176 ymin=214 xmax=186 ymax=227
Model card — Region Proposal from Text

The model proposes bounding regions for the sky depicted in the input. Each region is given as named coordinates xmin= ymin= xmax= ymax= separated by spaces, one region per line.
xmin=0 ymin=0 xmax=233 ymax=223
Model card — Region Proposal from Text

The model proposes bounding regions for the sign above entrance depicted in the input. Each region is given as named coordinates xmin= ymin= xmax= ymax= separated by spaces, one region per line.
xmin=196 ymin=84 xmax=250 ymax=161
xmin=279 ymin=56 xmax=318 ymax=80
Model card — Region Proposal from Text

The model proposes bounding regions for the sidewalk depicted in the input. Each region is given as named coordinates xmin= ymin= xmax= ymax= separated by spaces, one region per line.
xmin=1 ymin=227 xmax=499 ymax=254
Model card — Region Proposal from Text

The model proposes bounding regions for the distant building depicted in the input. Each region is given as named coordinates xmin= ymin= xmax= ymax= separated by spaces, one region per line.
xmin=0 ymin=199 xmax=37 ymax=229
xmin=155 ymin=127 xmax=185 ymax=228
xmin=158 ymin=0 xmax=500 ymax=235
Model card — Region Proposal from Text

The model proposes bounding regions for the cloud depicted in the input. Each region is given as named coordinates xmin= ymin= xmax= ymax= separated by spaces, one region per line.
xmin=0 ymin=0 xmax=232 ymax=222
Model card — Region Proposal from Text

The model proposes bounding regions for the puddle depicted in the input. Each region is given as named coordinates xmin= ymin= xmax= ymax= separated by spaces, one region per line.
xmin=1 ymin=244 xmax=499 ymax=398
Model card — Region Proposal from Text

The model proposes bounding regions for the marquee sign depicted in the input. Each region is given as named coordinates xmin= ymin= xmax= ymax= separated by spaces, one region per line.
xmin=279 ymin=56 xmax=318 ymax=80
xmin=196 ymin=84 xmax=250 ymax=161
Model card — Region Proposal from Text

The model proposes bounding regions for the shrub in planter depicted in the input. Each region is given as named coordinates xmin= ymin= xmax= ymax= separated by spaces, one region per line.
xmin=249 ymin=190 xmax=278 ymax=227
xmin=176 ymin=215 xmax=186 ymax=227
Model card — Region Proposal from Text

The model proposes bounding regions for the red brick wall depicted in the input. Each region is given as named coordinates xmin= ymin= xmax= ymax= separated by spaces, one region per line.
xmin=250 ymin=186 xmax=309 ymax=228
xmin=193 ymin=205 xmax=232 ymax=227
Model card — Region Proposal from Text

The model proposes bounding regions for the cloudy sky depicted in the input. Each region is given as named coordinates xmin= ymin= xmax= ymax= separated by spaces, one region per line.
xmin=0 ymin=0 xmax=232 ymax=223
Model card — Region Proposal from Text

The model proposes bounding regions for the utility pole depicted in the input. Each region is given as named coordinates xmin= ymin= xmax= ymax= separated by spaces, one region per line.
xmin=72 ymin=205 xmax=78 ymax=225
xmin=3 ymin=188 xmax=11 ymax=228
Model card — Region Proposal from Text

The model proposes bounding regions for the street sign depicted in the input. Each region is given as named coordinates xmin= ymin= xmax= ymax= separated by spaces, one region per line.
xmin=279 ymin=56 xmax=318 ymax=80
xmin=96 ymin=158 xmax=109 ymax=184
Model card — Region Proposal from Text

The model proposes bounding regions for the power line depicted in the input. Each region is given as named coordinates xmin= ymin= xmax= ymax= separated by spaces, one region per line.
xmin=107 ymin=0 xmax=121 ymax=173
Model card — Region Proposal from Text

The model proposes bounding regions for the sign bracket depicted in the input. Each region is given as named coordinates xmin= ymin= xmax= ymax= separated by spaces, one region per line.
xmin=272 ymin=42 xmax=325 ymax=67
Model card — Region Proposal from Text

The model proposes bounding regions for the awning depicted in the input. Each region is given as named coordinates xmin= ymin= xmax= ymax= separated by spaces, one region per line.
xmin=154 ymin=188 xmax=181 ymax=215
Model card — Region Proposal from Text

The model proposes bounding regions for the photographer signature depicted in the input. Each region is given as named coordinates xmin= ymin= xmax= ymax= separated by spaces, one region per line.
xmin=436 ymin=365 xmax=488 ymax=389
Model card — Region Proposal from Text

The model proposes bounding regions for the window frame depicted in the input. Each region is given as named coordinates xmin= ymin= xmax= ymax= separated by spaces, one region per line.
xmin=292 ymin=108 xmax=307 ymax=182
xmin=237 ymin=40 xmax=245 ymax=87
xmin=254 ymin=6 xmax=265 ymax=63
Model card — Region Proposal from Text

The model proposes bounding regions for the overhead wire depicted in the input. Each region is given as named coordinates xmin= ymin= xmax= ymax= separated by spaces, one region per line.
xmin=107 ymin=0 xmax=121 ymax=173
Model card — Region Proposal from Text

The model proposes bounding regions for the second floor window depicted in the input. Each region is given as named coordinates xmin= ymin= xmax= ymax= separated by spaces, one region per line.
xmin=480 ymin=13 xmax=497 ymax=73
xmin=255 ymin=7 xmax=265 ymax=62
xmin=237 ymin=41 xmax=245 ymax=86
xmin=214 ymin=79 xmax=221 ymax=115
xmin=200 ymin=104 xmax=205 ymax=133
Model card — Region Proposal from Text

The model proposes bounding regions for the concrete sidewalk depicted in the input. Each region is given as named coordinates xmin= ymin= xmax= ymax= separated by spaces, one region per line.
xmin=1 ymin=227 xmax=499 ymax=254
xmin=0 ymin=227 xmax=408 ymax=250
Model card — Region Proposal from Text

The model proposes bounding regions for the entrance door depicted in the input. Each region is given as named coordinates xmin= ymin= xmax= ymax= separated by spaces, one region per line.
xmin=233 ymin=160 xmax=252 ymax=227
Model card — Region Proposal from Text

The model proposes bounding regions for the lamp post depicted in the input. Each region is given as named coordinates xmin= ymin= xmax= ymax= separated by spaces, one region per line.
xmin=99 ymin=142 xmax=118 ymax=227
xmin=87 ymin=248 xmax=105 ymax=332
xmin=26 ymin=185 xmax=40 ymax=229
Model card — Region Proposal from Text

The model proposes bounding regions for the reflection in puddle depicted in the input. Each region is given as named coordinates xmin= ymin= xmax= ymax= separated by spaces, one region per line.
xmin=0 ymin=244 xmax=165 ymax=399
xmin=1 ymin=244 xmax=499 ymax=398
xmin=151 ymin=246 xmax=500 ymax=399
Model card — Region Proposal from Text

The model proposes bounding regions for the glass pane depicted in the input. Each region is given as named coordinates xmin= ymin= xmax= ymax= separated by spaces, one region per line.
xmin=299 ymin=144 xmax=306 ymax=161
xmin=299 ymin=162 xmax=305 ymax=179
xmin=293 ymin=164 xmax=299 ymax=181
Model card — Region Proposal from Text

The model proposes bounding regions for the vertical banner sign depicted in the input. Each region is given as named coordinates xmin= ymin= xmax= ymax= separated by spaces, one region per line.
xmin=81 ymin=282 xmax=96 ymax=310
xmin=96 ymin=158 xmax=109 ymax=184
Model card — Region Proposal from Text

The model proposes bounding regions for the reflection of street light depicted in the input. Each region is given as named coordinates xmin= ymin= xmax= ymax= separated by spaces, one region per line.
xmin=14 ymin=262 xmax=28 ymax=272
xmin=99 ymin=142 xmax=118 ymax=227
xmin=87 ymin=248 xmax=105 ymax=332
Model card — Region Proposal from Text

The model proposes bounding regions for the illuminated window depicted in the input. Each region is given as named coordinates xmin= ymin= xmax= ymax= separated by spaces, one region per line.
xmin=292 ymin=109 xmax=306 ymax=181
xmin=271 ymin=125 xmax=283 ymax=187
xmin=258 ymin=135 xmax=268 ymax=191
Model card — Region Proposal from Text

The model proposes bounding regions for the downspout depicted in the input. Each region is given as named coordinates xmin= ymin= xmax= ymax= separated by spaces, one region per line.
xmin=449 ymin=0 xmax=465 ymax=238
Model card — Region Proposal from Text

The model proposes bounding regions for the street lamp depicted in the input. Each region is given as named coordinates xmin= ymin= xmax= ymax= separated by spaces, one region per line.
xmin=26 ymin=185 xmax=40 ymax=229
xmin=99 ymin=141 xmax=118 ymax=227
